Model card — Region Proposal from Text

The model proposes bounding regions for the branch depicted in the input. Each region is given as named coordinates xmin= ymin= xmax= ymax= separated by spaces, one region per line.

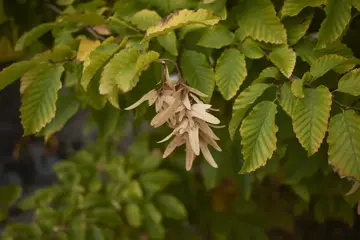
xmin=45 ymin=3 xmax=106 ymax=41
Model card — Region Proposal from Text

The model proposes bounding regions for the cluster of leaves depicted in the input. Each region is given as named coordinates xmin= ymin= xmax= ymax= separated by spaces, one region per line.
xmin=1 ymin=0 xmax=360 ymax=238
xmin=1 ymin=136 xmax=186 ymax=239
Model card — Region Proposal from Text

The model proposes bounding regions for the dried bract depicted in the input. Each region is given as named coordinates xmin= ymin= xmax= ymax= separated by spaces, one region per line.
xmin=125 ymin=65 xmax=221 ymax=170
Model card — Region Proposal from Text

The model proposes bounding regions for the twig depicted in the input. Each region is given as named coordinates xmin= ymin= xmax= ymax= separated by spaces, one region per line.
xmin=158 ymin=58 xmax=183 ymax=81
xmin=332 ymin=98 xmax=360 ymax=111
xmin=45 ymin=3 xmax=106 ymax=41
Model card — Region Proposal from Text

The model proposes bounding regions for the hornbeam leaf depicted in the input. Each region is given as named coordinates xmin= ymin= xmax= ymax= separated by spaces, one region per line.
xmin=99 ymin=48 xmax=138 ymax=95
xmin=291 ymin=78 xmax=305 ymax=98
xmin=317 ymin=0 xmax=352 ymax=48
xmin=238 ymin=38 xmax=265 ymax=59
xmin=236 ymin=0 xmax=287 ymax=44
xmin=144 ymin=9 xmax=220 ymax=41
xmin=253 ymin=67 xmax=282 ymax=84
xmin=20 ymin=64 xmax=64 ymax=135
xmin=81 ymin=43 xmax=121 ymax=90
xmin=229 ymin=83 xmax=271 ymax=139
xmin=283 ymin=9 xmax=314 ymax=46
xmin=278 ymin=82 xmax=299 ymax=116
xmin=215 ymin=48 xmax=247 ymax=100
xmin=131 ymin=10 xmax=162 ymax=30
xmin=292 ymin=86 xmax=332 ymax=156
xmin=15 ymin=22 xmax=58 ymax=51
xmin=40 ymin=92 xmax=79 ymax=141
xmin=0 ymin=61 xmax=37 ymax=91
xmin=310 ymin=54 xmax=348 ymax=79
xmin=240 ymin=101 xmax=278 ymax=173
xmin=338 ymin=68 xmax=360 ymax=96
xmin=328 ymin=110 xmax=360 ymax=181
xmin=197 ymin=24 xmax=235 ymax=49
xmin=281 ymin=0 xmax=326 ymax=18
xmin=181 ymin=50 xmax=215 ymax=101
xmin=269 ymin=46 xmax=296 ymax=78
xmin=157 ymin=32 xmax=178 ymax=56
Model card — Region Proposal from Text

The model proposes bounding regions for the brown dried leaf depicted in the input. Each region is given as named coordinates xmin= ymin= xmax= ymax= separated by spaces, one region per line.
xmin=187 ymin=86 xmax=208 ymax=97
xmin=197 ymin=120 xmax=220 ymax=140
xmin=151 ymin=96 xmax=181 ymax=127
xmin=183 ymin=93 xmax=192 ymax=110
xmin=200 ymin=133 xmax=222 ymax=152
xmin=186 ymin=138 xmax=196 ymax=171
xmin=163 ymin=135 xmax=183 ymax=158
xmin=125 ymin=89 xmax=158 ymax=110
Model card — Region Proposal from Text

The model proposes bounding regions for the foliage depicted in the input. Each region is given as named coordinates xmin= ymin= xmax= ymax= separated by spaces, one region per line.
xmin=1 ymin=0 xmax=360 ymax=239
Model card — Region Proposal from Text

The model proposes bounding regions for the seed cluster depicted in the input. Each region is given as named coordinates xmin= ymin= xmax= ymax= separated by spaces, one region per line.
xmin=125 ymin=65 xmax=221 ymax=170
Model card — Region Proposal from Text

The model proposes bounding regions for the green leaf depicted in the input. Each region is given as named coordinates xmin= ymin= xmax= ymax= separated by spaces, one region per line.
xmin=58 ymin=13 xmax=105 ymax=25
xmin=291 ymin=78 xmax=305 ymax=98
xmin=144 ymin=9 xmax=220 ymax=41
xmin=3 ymin=224 xmax=41 ymax=239
xmin=240 ymin=101 xmax=278 ymax=173
xmin=181 ymin=50 xmax=215 ymax=101
xmin=81 ymin=43 xmax=121 ymax=90
xmin=0 ymin=61 xmax=38 ymax=91
xmin=156 ymin=194 xmax=187 ymax=220
xmin=352 ymin=0 xmax=360 ymax=10
xmin=292 ymin=86 xmax=332 ymax=155
xmin=20 ymin=63 xmax=64 ymax=135
xmin=278 ymin=83 xmax=299 ymax=116
xmin=100 ymin=48 xmax=138 ymax=94
xmin=317 ymin=0 xmax=352 ymax=48
xmin=130 ymin=9 xmax=161 ymax=30
xmin=0 ymin=208 xmax=7 ymax=222
xmin=124 ymin=203 xmax=142 ymax=228
xmin=0 ymin=184 xmax=22 ymax=208
xmin=139 ymin=170 xmax=178 ymax=196
xmin=236 ymin=0 xmax=287 ymax=44
xmin=215 ymin=48 xmax=247 ymax=100
xmin=197 ymin=24 xmax=235 ymax=49
xmin=291 ymin=184 xmax=310 ymax=202
xmin=229 ymin=83 xmax=271 ymax=139
xmin=338 ymin=68 xmax=360 ymax=96
xmin=328 ymin=110 xmax=360 ymax=181
xmin=57 ymin=0 xmax=74 ymax=5
xmin=238 ymin=38 xmax=265 ymax=59
xmin=90 ymin=207 xmax=122 ymax=227
xmin=92 ymin=103 xmax=120 ymax=138
xmin=15 ymin=23 xmax=58 ymax=51
xmin=157 ymin=31 xmax=178 ymax=56
xmin=79 ymin=72 xmax=107 ymax=110
xmin=253 ymin=67 xmax=282 ymax=84
xmin=281 ymin=0 xmax=326 ymax=18
xmin=119 ymin=181 xmax=143 ymax=201
xmin=310 ymin=54 xmax=348 ymax=79
xmin=88 ymin=226 xmax=104 ymax=240
xmin=40 ymin=92 xmax=79 ymax=141
xmin=283 ymin=9 xmax=314 ymax=46
xmin=135 ymin=155 xmax=163 ymax=172
xmin=143 ymin=203 xmax=162 ymax=224
xmin=269 ymin=46 xmax=296 ymax=78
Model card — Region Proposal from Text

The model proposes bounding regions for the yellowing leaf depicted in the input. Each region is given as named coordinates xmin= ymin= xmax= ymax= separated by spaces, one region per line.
xmin=100 ymin=48 xmax=138 ymax=95
xmin=240 ymin=101 xmax=278 ymax=173
xmin=338 ymin=68 xmax=360 ymax=96
xmin=20 ymin=64 xmax=64 ymax=135
xmin=15 ymin=23 xmax=58 ymax=51
xmin=40 ymin=93 xmax=79 ymax=141
xmin=292 ymin=86 xmax=332 ymax=155
xmin=278 ymin=82 xmax=299 ymax=116
xmin=310 ymin=54 xmax=348 ymax=79
xmin=181 ymin=50 xmax=215 ymax=101
xmin=157 ymin=32 xmax=178 ymax=56
xmin=229 ymin=83 xmax=271 ymax=139
xmin=81 ymin=43 xmax=121 ymax=90
xmin=20 ymin=62 xmax=50 ymax=94
xmin=144 ymin=9 xmax=220 ymax=41
xmin=131 ymin=9 xmax=162 ymax=30
xmin=281 ymin=0 xmax=326 ymax=18
xmin=317 ymin=0 xmax=352 ymax=48
xmin=283 ymin=9 xmax=314 ymax=46
xmin=197 ymin=24 xmax=235 ymax=49
xmin=236 ymin=0 xmax=287 ymax=44
xmin=0 ymin=61 xmax=37 ymax=91
xmin=238 ymin=38 xmax=265 ymax=59
xmin=215 ymin=48 xmax=247 ymax=100
xmin=291 ymin=78 xmax=305 ymax=98
xmin=328 ymin=110 xmax=360 ymax=181
xmin=269 ymin=46 xmax=296 ymax=78
xmin=77 ymin=39 xmax=101 ymax=61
